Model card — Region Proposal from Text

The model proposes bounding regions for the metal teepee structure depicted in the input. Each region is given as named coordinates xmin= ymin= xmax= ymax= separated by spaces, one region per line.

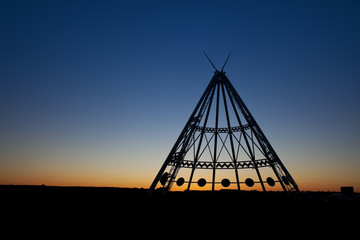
xmin=149 ymin=52 xmax=299 ymax=193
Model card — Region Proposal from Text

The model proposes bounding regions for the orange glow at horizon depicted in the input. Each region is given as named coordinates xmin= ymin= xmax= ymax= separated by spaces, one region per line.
xmin=1 ymin=149 xmax=359 ymax=192
xmin=1 ymin=159 xmax=359 ymax=192
xmin=0 ymin=174 xmax=358 ymax=193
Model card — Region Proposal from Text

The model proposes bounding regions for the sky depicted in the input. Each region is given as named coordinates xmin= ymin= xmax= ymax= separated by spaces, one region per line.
xmin=1 ymin=0 xmax=360 ymax=192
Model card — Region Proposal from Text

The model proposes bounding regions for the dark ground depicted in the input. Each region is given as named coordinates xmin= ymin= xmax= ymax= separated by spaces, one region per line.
xmin=1 ymin=185 xmax=359 ymax=236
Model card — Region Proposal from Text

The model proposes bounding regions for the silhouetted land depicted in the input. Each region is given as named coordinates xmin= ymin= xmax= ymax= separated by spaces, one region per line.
xmin=1 ymin=185 xmax=359 ymax=234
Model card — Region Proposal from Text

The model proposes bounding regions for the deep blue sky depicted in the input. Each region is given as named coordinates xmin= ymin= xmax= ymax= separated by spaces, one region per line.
xmin=1 ymin=0 xmax=359 ymax=190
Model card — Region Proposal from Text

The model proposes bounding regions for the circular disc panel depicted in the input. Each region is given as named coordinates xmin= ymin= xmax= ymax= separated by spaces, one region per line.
xmin=267 ymin=177 xmax=275 ymax=187
xmin=221 ymin=178 xmax=230 ymax=187
xmin=176 ymin=177 xmax=185 ymax=186
xmin=245 ymin=178 xmax=254 ymax=187
xmin=160 ymin=172 xmax=168 ymax=185
xmin=197 ymin=178 xmax=207 ymax=187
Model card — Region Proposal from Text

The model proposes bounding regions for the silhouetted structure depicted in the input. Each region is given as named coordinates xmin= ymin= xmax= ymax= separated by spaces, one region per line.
xmin=149 ymin=52 xmax=299 ymax=193
xmin=341 ymin=186 xmax=354 ymax=196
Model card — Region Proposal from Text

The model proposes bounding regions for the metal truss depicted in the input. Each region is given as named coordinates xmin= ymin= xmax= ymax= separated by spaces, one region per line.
xmin=168 ymin=159 xmax=271 ymax=169
xmin=195 ymin=125 xmax=250 ymax=133
xmin=149 ymin=54 xmax=299 ymax=193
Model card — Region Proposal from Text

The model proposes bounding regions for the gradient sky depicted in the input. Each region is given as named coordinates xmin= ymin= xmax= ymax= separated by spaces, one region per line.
xmin=1 ymin=0 xmax=359 ymax=191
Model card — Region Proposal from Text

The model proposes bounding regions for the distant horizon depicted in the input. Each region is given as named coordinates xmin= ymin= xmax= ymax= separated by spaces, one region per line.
xmin=1 ymin=184 xmax=358 ymax=194
xmin=1 ymin=182 xmax=357 ymax=193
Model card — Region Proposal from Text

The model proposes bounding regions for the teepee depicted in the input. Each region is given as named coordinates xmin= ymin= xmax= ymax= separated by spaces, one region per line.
xmin=149 ymin=52 xmax=299 ymax=193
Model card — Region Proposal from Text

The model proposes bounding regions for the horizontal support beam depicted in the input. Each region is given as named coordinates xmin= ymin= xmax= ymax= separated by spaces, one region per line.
xmin=170 ymin=180 xmax=280 ymax=184
xmin=168 ymin=159 xmax=270 ymax=169
xmin=194 ymin=124 xmax=250 ymax=133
